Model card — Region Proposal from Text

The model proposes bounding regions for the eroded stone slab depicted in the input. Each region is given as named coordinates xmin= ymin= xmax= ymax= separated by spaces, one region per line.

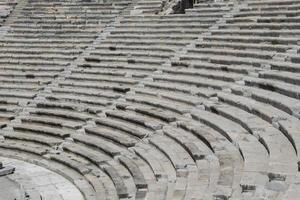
xmin=0 ymin=157 xmax=84 ymax=200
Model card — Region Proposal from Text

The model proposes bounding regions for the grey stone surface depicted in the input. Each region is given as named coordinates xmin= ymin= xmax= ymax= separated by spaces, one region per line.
xmin=1 ymin=156 xmax=84 ymax=200
xmin=0 ymin=0 xmax=299 ymax=199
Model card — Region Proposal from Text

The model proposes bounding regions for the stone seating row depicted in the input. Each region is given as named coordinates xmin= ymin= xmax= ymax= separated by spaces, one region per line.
xmin=0 ymin=0 xmax=299 ymax=199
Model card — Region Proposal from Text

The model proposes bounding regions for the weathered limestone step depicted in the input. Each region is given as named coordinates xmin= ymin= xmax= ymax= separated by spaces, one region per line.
xmin=210 ymin=103 xmax=298 ymax=175
xmin=22 ymin=6 xmax=115 ymax=10
xmin=226 ymin=16 xmax=300 ymax=24
xmin=4 ymin=34 xmax=98 ymax=40
xmin=0 ymin=84 xmax=42 ymax=92
xmin=63 ymin=143 xmax=110 ymax=165
xmin=12 ymin=124 xmax=72 ymax=138
xmin=163 ymin=126 xmax=210 ymax=161
xmin=180 ymin=53 xmax=271 ymax=69
xmin=149 ymin=134 xmax=195 ymax=169
xmin=190 ymin=109 xmax=273 ymax=197
xmin=109 ymin=29 xmax=206 ymax=35
xmin=152 ymin=73 xmax=230 ymax=90
xmin=184 ymin=11 xmax=225 ymax=18
xmin=89 ymin=49 xmax=171 ymax=60
xmin=244 ymin=76 xmax=300 ymax=100
xmin=0 ymin=85 xmax=40 ymax=93
xmin=123 ymin=13 xmax=221 ymax=19
xmin=217 ymin=92 xmax=300 ymax=163
xmin=210 ymin=29 xmax=300 ymax=37
xmin=83 ymin=173 xmax=108 ymax=200
xmin=77 ymin=61 xmax=159 ymax=72
xmin=0 ymin=38 xmax=94 ymax=44
xmin=259 ymin=70 xmax=300 ymax=86
xmin=247 ymin=0 xmax=300 ymax=7
xmin=195 ymin=41 xmax=290 ymax=53
xmin=50 ymin=153 xmax=92 ymax=175
xmin=85 ymin=55 xmax=164 ymax=65
xmin=0 ymin=140 xmax=48 ymax=155
xmin=12 ymin=19 xmax=112 ymax=25
xmin=100 ymin=39 xmax=188 ymax=47
xmin=67 ymin=73 xmax=139 ymax=86
xmin=22 ymin=2 xmax=124 ymax=7
xmin=202 ymin=35 xmax=299 ymax=45
xmin=115 ymin=23 xmax=211 ymax=29
xmin=0 ymin=59 xmax=70 ymax=67
xmin=103 ymin=36 xmax=192 ymax=45
xmin=172 ymin=60 xmax=253 ymax=75
xmin=163 ymin=67 xmax=243 ymax=82
xmin=118 ymin=156 xmax=148 ymax=189
xmin=91 ymin=47 xmax=171 ymax=58
xmin=51 ymin=87 xmax=121 ymax=100
xmin=59 ymin=79 xmax=133 ymax=94
xmin=257 ymin=16 xmax=300 ymax=23
xmin=0 ymin=77 xmax=49 ymax=85
xmin=106 ymin=110 xmax=163 ymax=130
xmin=290 ymin=55 xmax=300 ymax=64
xmin=144 ymin=89 xmax=204 ymax=107
xmin=270 ymin=61 xmax=300 ymax=72
xmin=194 ymin=2 xmax=234 ymax=8
xmin=102 ymin=165 xmax=129 ymax=198
xmin=231 ymin=85 xmax=300 ymax=118
xmin=0 ymin=90 xmax=36 ymax=99
xmin=134 ymin=106 xmax=176 ymax=123
xmin=21 ymin=6 xmax=116 ymax=11
xmin=126 ymin=93 xmax=191 ymax=114
xmin=218 ymin=22 xmax=300 ymax=30
xmin=0 ymin=43 xmax=88 ymax=49
xmin=95 ymin=117 xmax=150 ymax=139
xmin=20 ymin=115 xmax=84 ymax=129
xmin=95 ymin=44 xmax=175 ymax=53
xmin=35 ymin=100 xmax=91 ymax=113
xmin=35 ymin=99 xmax=101 ymax=115
xmin=0 ymin=53 xmax=76 ymax=61
xmin=191 ymin=108 xmax=248 ymax=143
xmin=19 ymin=10 xmax=120 ymax=15
xmin=120 ymin=18 xmax=217 ymax=24
xmin=178 ymin=121 xmax=243 ymax=198
xmin=132 ymin=146 xmax=165 ymax=179
xmin=30 ymin=108 xmax=92 ymax=122
xmin=1 ymin=131 xmax=63 ymax=146
xmin=0 ymin=65 xmax=63 ymax=72
xmin=85 ymin=126 xmax=137 ymax=147
xmin=9 ymin=27 xmax=99 ymax=34
xmin=71 ymin=134 xmax=121 ymax=157
xmin=45 ymin=93 xmax=110 ymax=108
xmin=186 ymin=7 xmax=231 ymax=13
xmin=107 ymin=34 xmax=199 ymax=41
xmin=12 ymin=16 xmax=115 ymax=23
xmin=233 ymin=10 xmax=300 ymax=17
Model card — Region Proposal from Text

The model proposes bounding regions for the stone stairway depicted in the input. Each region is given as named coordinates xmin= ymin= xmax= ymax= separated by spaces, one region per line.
xmin=131 ymin=0 xmax=166 ymax=14
xmin=0 ymin=0 xmax=299 ymax=199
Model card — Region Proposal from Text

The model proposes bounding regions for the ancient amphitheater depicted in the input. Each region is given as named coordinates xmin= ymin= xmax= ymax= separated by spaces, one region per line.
xmin=0 ymin=0 xmax=299 ymax=199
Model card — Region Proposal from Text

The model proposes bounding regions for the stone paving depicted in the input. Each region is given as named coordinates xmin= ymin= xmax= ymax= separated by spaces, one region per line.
xmin=1 ymin=156 xmax=84 ymax=200
xmin=0 ymin=0 xmax=299 ymax=199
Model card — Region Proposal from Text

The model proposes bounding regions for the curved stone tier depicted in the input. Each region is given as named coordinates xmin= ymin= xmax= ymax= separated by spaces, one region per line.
xmin=0 ymin=0 xmax=299 ymax=199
